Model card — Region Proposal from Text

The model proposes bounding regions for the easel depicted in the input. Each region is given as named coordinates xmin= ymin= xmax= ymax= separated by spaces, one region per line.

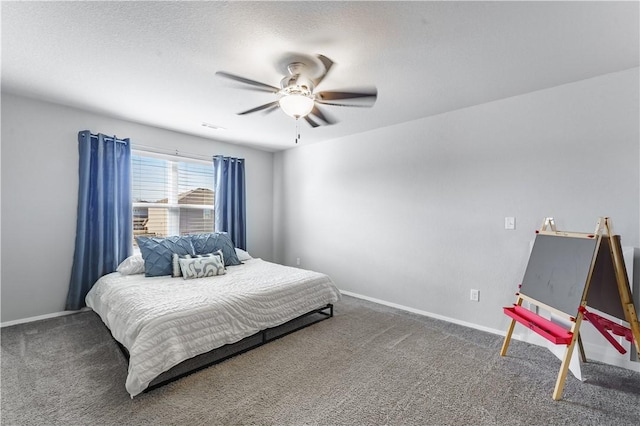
xmin=500 ymin=217 xmax=640 ymax=400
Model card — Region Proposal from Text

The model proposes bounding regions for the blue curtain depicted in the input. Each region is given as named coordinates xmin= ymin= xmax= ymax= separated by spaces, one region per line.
xmin=66 ymin=131 xmax=132 ymax=310
xmin=214 ymin=155 xmax=246 ymax=250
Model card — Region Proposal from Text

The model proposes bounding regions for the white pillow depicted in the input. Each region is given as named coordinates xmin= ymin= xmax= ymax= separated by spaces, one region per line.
xmin=235 ymin=248 xmax=252 ymax=261
xmin=116 ymin=255 xmax=145 ymax=275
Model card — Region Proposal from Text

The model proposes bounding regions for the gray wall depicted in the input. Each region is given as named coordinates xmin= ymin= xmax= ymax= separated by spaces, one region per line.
xmin=274 ymin=68 xmax=639 ymax=337
xmin=1 ymin=93 xmax=274 ymax=322
xmin=2 ymin=67 xmax=639 ymax=369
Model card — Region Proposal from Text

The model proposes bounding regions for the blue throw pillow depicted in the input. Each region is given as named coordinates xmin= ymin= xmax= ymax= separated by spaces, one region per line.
xmin=136 ymin=235 xmax=195 ymax=277
xmin=190 ymin=233 xmax=241 ymax=266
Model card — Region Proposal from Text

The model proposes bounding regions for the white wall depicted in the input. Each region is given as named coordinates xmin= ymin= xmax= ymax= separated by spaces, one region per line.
xmin=1 ymin=93 xmax=274 ymax=322
xmin=274 ymin=68 xmax=639 ymax=367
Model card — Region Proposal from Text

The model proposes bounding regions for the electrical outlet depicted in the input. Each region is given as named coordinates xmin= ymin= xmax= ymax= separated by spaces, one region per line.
xmin=296 ymin=257 xmax=301 ymax=266
xmin=470 ymin=289 xmax=480 ymax=302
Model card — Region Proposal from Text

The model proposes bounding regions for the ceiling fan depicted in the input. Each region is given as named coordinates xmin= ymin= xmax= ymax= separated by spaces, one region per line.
xmin=216 ymin=53 xmax=377 ymax=128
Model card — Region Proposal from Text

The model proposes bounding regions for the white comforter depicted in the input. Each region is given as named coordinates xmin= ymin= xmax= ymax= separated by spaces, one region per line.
xmin=85 ymin=258 xmax=341 ymax=397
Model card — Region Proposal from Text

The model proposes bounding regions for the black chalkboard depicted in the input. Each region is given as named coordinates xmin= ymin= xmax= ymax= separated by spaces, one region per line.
xmin=588 ymin=236 xmax=626 ymax=319
xmin=520 ymin=234 xmax=598 ymax=316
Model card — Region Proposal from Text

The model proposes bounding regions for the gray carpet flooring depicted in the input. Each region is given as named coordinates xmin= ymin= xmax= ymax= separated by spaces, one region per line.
xmin=1 ymin=295 xmax=639 ymax=425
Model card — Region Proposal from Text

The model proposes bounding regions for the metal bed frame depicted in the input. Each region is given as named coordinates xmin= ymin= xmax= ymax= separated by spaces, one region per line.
xmin=114 ymin=304 xmax=334 ymax=393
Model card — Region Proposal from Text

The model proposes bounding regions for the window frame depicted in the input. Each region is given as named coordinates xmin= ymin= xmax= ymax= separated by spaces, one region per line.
xmin=131 ymin=150 xmax=215 ymax=242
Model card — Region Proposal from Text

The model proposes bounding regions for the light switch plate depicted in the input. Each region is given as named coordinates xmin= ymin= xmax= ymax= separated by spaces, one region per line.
xmin=505 ymin=217 xmax=516 ymax=230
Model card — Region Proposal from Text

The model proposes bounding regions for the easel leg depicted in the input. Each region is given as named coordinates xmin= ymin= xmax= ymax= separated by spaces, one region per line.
xmin=500 ymin=318 xmax=517 ymax=356
xmin=607 ymin=234 xmax=640 ymax=353
xmin=501 ymin=297 xmax=523 ymax=356
xmin=552 ymin=315 xmax=584 ymax=400
xmin=553 ymin=342 xmax=576 ymax=400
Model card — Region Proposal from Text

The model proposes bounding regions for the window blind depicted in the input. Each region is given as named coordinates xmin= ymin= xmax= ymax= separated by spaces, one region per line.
xmin=132 ymin=154 xmax=215 ymax=242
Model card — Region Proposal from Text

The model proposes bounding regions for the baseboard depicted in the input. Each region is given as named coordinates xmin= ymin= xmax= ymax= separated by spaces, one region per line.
xmin=340 ymin=290 xmax=640 ymax=373
xmin=1 ymin=308 xmax=89 ymax=328
xmin=340 ymin=290 xmax=506 ymax=337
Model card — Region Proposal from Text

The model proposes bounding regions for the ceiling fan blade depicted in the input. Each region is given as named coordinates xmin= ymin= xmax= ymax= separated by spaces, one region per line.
xmin=261 ymin=104 xmax=280 ymax=115
xmin=314 ymin=100 xmax=374 ymax=108
xmin=216 ymin=71 xmax=280 ymax=93
xmin=316 ymin=88 xmax=377 ymax=101
xmin=237 ymin=101 xmax=280 ymax=115
xmin=309 ymin=105 xmax=335 ymax=125
xmin=304 ymin=115 xmax=320 ymax=128
xmin=311 ymin=55 xmax=334 ymax=88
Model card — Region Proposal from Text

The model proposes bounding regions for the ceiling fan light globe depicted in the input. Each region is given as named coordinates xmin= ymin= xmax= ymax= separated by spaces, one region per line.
xmin=279 ymin=94 xmax=314 ymax=119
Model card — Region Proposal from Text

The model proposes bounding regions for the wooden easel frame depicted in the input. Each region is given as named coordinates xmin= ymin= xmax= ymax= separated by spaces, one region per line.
xmin=500 ymin=217 xmax=640 ymax=400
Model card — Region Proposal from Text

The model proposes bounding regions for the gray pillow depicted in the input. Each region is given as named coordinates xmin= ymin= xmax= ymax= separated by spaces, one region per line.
xmin=172 ymin=250 xmax=225 ymax=278
xmin=136 ymin=235 xmax=194 ymax=277
xmin=179 ymin=255 xmax=225 ymax=280
xmin=190 ymin=233 xmax=241 ymax=266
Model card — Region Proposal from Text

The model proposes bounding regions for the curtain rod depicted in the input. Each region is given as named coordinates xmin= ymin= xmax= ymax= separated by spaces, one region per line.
xmin=131 ymin=143 xmax=214 ymax=162
xmin=88 ymin=133 xmax=128 ymax=144
xmin=88 ymin=134 xmax=238 ymax=163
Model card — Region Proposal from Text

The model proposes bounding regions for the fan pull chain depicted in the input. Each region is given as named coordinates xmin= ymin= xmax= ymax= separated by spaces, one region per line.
xmin=295 ymin=119 xmax=300 ymax=144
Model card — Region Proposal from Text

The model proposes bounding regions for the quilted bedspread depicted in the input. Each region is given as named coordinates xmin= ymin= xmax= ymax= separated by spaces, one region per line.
xmin=85 ymin=259 xmax=341 ymax=397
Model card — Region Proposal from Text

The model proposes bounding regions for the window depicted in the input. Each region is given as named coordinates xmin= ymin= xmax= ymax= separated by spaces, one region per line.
xmin=132 ymin=153 xmax=214 ymax=245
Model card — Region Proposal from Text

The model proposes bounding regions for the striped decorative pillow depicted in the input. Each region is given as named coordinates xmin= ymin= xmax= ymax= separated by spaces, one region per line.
xmin=172 ymin=250 xmax=225 ymax=278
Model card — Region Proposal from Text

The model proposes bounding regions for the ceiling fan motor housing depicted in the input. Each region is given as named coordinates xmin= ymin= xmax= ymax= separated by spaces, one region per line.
xmin=280 ymin=73 xmax=314 ymax=94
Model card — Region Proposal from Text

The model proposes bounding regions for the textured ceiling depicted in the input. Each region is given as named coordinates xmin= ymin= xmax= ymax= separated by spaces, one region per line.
xmin=2 ymin=1 xmax=638 ymax=151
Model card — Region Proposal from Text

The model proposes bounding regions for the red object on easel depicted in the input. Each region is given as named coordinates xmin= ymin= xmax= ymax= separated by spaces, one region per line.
xmin=579 ymin=306 xmax=634 ymax=354
xmin=503 ymin=305 xmax=573 ymax=345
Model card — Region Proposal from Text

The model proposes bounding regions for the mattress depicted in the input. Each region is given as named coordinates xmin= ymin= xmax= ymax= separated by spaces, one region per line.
xmin=85 ymin=258 xmax=341 ymax=397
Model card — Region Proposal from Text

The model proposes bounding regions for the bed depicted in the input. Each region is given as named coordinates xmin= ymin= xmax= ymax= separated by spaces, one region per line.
xmin=85 ymin=249 xmax=341 ymax=398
